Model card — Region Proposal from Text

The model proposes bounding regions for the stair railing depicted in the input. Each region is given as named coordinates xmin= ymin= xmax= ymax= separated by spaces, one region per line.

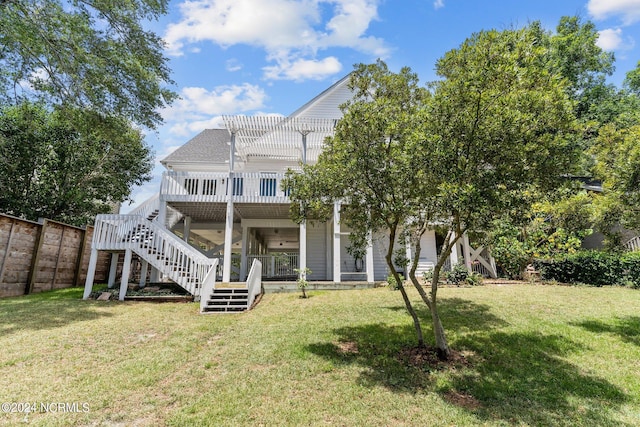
xmin=624 ymin=235 xmax=640 ymax=252
xmin=199 ymin=258 xmax=219 ymax=313
xmin=92 ymin=214 xmax=215 ymax=295
xmin=246 ymin=259 xmax=263 ymax=309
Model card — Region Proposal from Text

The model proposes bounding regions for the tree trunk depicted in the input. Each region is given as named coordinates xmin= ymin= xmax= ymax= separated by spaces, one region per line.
xmin=407 ymin=224 xmax=454 ymax=360
xmin=387 ymin=224 xmax=424 ymax=347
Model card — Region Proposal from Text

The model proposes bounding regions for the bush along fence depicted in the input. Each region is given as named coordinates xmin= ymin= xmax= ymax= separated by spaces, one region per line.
xmin=0 ymin=213 xmax=110 ymax=298
xmin=533 ymin=250 xmax=640 ymax=288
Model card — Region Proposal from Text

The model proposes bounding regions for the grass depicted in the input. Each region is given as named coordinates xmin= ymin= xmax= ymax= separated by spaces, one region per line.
xmin=1 ymin=284 xmax=639 ymax=426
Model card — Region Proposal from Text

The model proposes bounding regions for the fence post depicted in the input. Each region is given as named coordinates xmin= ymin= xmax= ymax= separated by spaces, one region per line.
xmin=0 ymin=221 xmax=16 ymax=284
xmin=25 ymin=219 xmax=47 ymax=295
xmin=73 ymin=226 xmax=90 ymax=287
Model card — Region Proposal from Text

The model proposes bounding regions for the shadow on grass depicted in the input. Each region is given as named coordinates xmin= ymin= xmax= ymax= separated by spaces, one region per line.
xmin=308 ymin=298 xmax=629 ymax=426
xmin=573 ymin=316 xmax=640 ymax=347
xmin=0 ymin=287 xmax=114 ymax=336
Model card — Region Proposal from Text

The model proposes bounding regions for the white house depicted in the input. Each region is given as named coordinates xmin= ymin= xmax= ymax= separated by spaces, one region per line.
xmin=82 ymin=75 xmax=496 ymax=311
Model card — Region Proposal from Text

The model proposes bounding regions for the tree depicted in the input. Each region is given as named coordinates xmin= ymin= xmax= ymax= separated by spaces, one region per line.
xmin=285 ymin=60 xmax=431 ymax=346
xmin=288 ymin=23 xmax=579 ymax=360
xmin=0 ymin=102 xmax=152 ymax=225
xmin=0 ymin=0 xmax=176 ymax=129
xmin=404 ymin=24 xmax=579 ymax=358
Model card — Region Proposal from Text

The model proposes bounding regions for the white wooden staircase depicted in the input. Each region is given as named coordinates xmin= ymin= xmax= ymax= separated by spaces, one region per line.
xmin=90 ymin=213 xmax=217 ymax=297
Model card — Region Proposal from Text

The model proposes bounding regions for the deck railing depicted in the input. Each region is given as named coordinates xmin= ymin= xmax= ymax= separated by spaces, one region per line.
xmin=160 ymin=171 xmax=291 ymax=204
xmin=247 ymin=253 xmax=298 ymax=278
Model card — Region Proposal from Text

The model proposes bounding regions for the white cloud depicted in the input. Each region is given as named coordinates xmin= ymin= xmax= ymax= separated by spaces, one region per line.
xmin=225 ymin=59 xmax=243 ymax=72
xmin=597 ymin=28 xmax=624 ymax=50
xmin=433 ymin=0 xmax=444 ymax=10
xmin=163 ymin=83 xmax=267 ymax=136
xmin=263 ymin=56 xmax=343 ymax=81
xmin=164 ymin=0 xmax=387 ymax=80
xmin=597 ymin=27 xmax=636 ymax=51
xmin=588 ymin=0 xmax=640 ymax=25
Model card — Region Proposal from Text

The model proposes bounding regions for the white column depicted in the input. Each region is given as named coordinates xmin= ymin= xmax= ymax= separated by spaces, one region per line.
xmin=449 ymin=230 xmax=460 ymax=266
xmin=82 ymin=248 xmax=99 ymax=300
xmin=240 ymin=226 xmax=249 ymax=281
xmin=300 ymin=221 xmax=307 ymax=276
xmin=183 ymin=216 xmax=191 ymax=242
xmin=222 ymin=199 xmax=234 ymax=283
xmin=158 ymin=197 xmax=167 ymax=228
xmin=139 ymin=260 xmax=148 ymax=288
xmin=462 ymin=233 xmax=472 ymax=270
xmin=107 ymin=252 xmax=119 ymax=289
xmin=333 ymin=202 xmax=341 ymax=283
xmin=119 ymin=249 xmax=132 ymax=301
xmin=366 ymin=231 xmax=375 ymax=283
xmin=223 ymin=128 xmax=236 ymax=283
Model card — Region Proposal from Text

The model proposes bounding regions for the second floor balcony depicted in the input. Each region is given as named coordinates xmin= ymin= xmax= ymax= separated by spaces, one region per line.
xmin=160 ymin=171 xmax=291 ymax=204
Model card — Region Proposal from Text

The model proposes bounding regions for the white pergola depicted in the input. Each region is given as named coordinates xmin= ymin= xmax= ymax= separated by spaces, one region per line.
xmin=222 ymin=115 xmax=338 ymax=164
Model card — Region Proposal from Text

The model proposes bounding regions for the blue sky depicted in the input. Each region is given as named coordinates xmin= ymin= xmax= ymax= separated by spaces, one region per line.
xmin=126 ymin=0 xmax=640 ymax=211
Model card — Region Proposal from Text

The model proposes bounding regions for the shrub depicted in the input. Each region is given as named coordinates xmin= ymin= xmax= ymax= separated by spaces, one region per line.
xmin=387 ymin=274 xmax=404 ymax=290
xmin=445 ymin=263 xmax=468 ymax=285
xmin=533 ymin=250 xmax=640 ymax=288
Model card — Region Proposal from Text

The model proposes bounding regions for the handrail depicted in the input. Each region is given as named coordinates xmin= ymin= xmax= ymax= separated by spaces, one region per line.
xmin=199 ymin=259 xmax=219 ymax=313
xmin=246 ymin=259 xmax=263 ymax=309
xmin=128 ymin=193 xmax=160 ymax=219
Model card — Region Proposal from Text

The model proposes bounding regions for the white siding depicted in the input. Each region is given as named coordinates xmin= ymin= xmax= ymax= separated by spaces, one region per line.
xmin=291 ymin=76 xmax=353 ymax=119
xmin=306 ymin=222 xmax=327 ymax=280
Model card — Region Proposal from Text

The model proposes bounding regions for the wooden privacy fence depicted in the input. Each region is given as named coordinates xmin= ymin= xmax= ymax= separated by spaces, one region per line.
xmin=0 ymin=214 xmax=110 ymax=298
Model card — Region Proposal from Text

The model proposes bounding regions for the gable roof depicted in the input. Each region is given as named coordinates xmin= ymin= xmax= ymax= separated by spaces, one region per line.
xmin=161 ymin=129 xmax=230 ymax=167
xmin=288 ymin=73 xmax=352 ymax=118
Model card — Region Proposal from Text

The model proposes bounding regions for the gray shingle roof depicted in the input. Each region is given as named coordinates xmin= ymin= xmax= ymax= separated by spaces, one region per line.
xmin=161 ymin=129 xmax=231 ymax=166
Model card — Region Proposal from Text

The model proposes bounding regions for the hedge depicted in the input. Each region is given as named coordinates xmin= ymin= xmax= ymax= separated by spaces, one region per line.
xmin=533 ymin=251 xmax=640 ymax=288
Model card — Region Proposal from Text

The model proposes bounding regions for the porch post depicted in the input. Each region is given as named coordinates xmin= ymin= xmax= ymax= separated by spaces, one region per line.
xmin=240 ymin=225 xmax=249 ymax=281
xmin=300 ymin=221 xmax=307 ymax=276
xmin=82 ymin=248 xmax=99 ymax=300
xmin=462 ymin=233 xmax=472 ymax=270
xmin=119 ymin=249 xmax=132 ymax=301
xmin=107 ymin=252 xmax=119 ymax=289
xmin=449 ymin=231 xmax=460 ymax=266
xmin=157 ymin=197 xmax=167 ymax=229
xmin=366 ymin=231 xmax=374 ymax=283
xmin=139 ymin=260 xmax=148 ymax=288
xmin=222 ymin=126 xmax=237 ymax=283
xmin=333 ymin=202 xmax=341 ymax=283
xmin=183 ymin=216 xmax=191 ymax=242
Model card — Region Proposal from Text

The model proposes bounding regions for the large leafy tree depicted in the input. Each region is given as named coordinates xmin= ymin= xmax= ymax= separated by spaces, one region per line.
xmin=286 ymin=61 xmax=432 ymax=346
xmin=0 ymin=0 xmax=176 ymax=129
xmin=0 ymin=102 xmax=152 ymax=225
xmin=288 ymin=23 xmax=580 ymax=360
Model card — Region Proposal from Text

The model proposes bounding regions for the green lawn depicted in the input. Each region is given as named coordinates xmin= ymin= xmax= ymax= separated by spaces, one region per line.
xmin=1 ymin=284 xmax=639 ymax=426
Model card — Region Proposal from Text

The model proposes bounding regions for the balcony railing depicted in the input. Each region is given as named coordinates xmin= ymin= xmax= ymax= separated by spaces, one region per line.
xmin=160 ymin=171 xmax=291 ymax=204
